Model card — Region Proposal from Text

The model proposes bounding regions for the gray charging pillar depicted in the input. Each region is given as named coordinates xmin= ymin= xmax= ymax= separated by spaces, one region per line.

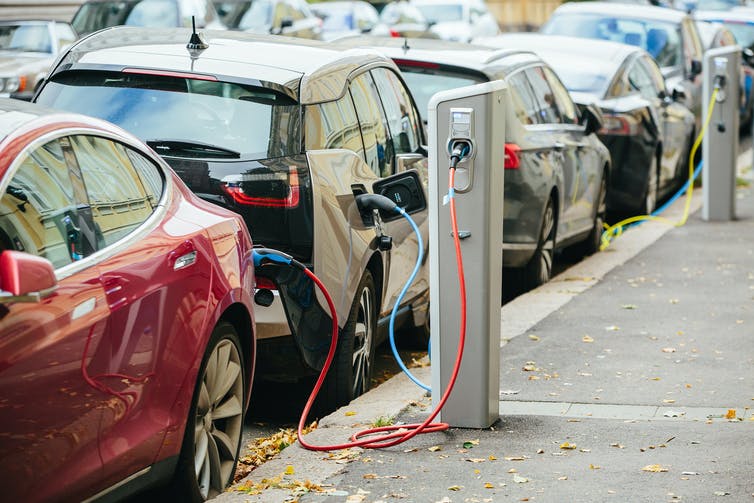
xmin=702 ymin=46 xmax=740 ymax=221
xmin=428 ymin=81 xmax=506 ymax=428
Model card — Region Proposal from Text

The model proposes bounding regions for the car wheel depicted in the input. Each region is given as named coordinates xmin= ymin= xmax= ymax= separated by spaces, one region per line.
xmin=519 ymin=198 xmax=556 ymax=292
xmin=173 ymin=322 xmax=245 ymax=502
xmin=642 ymin=155 xmax=658 ymax=215
xmin=317 ymin=270 xmax=377 ymax=415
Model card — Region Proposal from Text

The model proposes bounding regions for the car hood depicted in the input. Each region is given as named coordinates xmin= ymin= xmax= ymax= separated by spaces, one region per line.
xmin=0 ymin=52 xmax=53 ymax=75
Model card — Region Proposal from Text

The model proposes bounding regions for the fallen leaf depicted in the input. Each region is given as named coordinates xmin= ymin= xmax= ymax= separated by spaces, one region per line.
xmin=558 ymin=476 xmax=568 ymax=480
xmin=650 ymin=377 xmax=662 ymax=381
xmin=725 ymin=409 xmax=737 ymax=420
xmin=528 ymin=375 xmax=540 ymax=381
xmin=466 ymin=458 xmax=486 ymax=463
xmin=463 ymin=439 xmax=479 ymax=448
xmin=345 ymin=411 xmax=356 ymax=416
xmin=428 ymin=446 xmax=442 ymax=452
xmin=610 ymin=443 xmax=625 ymax=449
xmin=682 ymin=471 xmax=699 ymax=476
xmin=580 ymin=448 xmax=591 ymax=453
xmin=560 ymin=442 xmax=577 ymax=450
xmin=590 ymin=464 xmax=601 ymax=470
xmin=484 ymin=482 xmax=494 ymax=489
xmin=447 ymin=485 xmax=462 ymax=491
xmin=605 ymin=325 xmax=620 ymax=331
xmin=621 ymin=304 xmax=637 ymax=309
xmin=504 ymin=456 xmax=526 ymax=461
xmin=513 ymin=474 xmax=529 ymax=483
xmin=642 ymin=464 xmax=669 ymax=472
xmin=488 ymin=455 xmax=497 ymax=461
xmin=537 ymin=449 xmax=545 ymax=454
xmin=663 ymin=399 xmax=676 ymax=404
xmin=662 ymin=347 xmax=676 ymax=353
xmin=713 ymin=491 xmax=730 ymax=496
xmin=582 ymin=335 xmax=594 ymax=343
xmin=528 ymin=334 xmax=540 ymax=341
xmin=508 ymin=468 xmax=517 ymax=473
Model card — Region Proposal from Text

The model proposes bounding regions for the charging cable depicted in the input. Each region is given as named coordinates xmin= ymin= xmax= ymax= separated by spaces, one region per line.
xmin=600 ymin=86 xmax=719 ymax=250
xmin=251 ymin=147 xmax=472 ymax=452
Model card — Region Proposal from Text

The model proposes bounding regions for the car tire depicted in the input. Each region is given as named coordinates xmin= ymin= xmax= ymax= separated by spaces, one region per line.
xmin=172 ymin=321 xmax=246 ymax=502
xmin=642 ymin=154 xmax=658 ymax=215
xmin=518 ymin=198 xmax=556 ymax=292
xmin=316 ymin=270 xmax=377 ymax=415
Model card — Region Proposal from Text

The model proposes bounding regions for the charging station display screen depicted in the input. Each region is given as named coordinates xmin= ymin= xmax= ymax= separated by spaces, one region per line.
xmin=452 ymin=111 xmax=470 ymax=123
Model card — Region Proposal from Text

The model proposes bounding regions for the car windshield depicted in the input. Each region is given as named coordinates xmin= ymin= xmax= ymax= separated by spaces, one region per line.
xmin=237 ymin=0 xmax=273 ymax=29
xmin=543 ymin=14 xmax=682 ymax=68
xmin=540 ymin=54 xmax=613 ymax=96
xmin=36 ymin=71 xmax=300 ymax=160
xmin=398 ymin=67 xmax=486 ymax=120
xmin=721 ymin=22 xmax=754 ymax=49
xmin=415 ymin=3 xmax=464 ymax=22
xmin=0 ymin=24 xmax=52 ymax=53
xmin=72 ymin=0 xmax=180 ymax=35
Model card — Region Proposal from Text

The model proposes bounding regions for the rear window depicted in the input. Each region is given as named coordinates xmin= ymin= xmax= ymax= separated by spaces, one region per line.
xmin=396 ymin=66 xmax=486 ymax=121
xmin=36 ymin=70 xmax=301 ymax=160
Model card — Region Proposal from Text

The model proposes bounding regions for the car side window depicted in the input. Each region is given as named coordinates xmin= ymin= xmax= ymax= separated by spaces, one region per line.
xmin=304 ymin=94 xmax=364 ymax=157
xmin=543 ymin=67 xmax=578 ymax=125
xmin=68 ymin=135 xmax=159 ymax=247
xmin=507 ymin=71 xmax=541 ymax=125
xmin=640 ymin=55 xmax=666 ymax=97
xmin=525 ymin=67 xmax=562 ymax=124
xmin=350 ymin=72 xmax=393 ymax=177
xmin=681 ymin=19 xmax=704 ymax=72
xmin=0 ymin=138 xmax=97 ymax=267
xmin=628 ymin=60 xmax=658 ymax=101
xmin=371 ymin=68 xmax=422 ymax=155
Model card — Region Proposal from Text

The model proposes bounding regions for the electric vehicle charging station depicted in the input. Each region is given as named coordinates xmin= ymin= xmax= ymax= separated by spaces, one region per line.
xmin=428 ymin=81 xmax=507 ymax=429
xmin=702 ymin=46 xmax=740 ymax=222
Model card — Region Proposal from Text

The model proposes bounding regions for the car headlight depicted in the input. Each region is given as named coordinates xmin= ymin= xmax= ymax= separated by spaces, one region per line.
xmin=1 ymin=76 xmax=27 ymax=93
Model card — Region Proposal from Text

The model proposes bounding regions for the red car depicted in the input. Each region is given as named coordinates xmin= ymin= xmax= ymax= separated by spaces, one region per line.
xmin=0 ymin=99 xmax=256 ymax=502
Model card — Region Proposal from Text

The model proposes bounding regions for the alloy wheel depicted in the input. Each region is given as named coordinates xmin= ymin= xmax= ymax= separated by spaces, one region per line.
xmin=351 ymin=284 xmax=374 ymax=398
xmin=194 ymin=338 xmax=244 ymax=499
xmin=538 ymin=202 xmax=555 ymax=285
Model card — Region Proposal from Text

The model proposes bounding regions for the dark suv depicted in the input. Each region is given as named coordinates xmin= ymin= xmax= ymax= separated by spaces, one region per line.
xmin=35 ymin=28 xmax=430 ymax=413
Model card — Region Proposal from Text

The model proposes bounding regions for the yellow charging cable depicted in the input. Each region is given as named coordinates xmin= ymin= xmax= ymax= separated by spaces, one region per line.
xmin=599 ymin=87 xmax=720 ymax=251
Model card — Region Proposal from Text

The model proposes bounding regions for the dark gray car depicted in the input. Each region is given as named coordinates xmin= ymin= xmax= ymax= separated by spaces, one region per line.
xmin=336 ymin=37 xmax=611 ymax=292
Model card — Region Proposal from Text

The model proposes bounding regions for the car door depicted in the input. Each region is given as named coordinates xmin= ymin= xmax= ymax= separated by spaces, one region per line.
xmin=370 ymin=67 xmax=429 ymax=314
xmin=65 ymin=134 xmax=206 ymax=487
xmin=680 ymin=17 xmax=705 ymax=124
xmin=543 ymin=65 xmax=603 ymax=235
xmin=525 ymin=65 xmax=586 ymax=238
xmin=0 ymin=135 xmax=109 ymax=502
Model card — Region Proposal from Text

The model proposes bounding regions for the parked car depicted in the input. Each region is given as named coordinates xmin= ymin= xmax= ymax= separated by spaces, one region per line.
xmin=411 ymin=0 xmax=499 ymax=42
xmin=695 ymin=9 xmax=754 ymax=128
xmin=372 ymin=0 xmax=439 ymax=38
xmin=338 ymin=36 xmax=611 ymax=291
xmin=0 ymin=99 xmax=256 ymax=502
xmin=71 ymin=0 xmax=225 ymax=36
xmin=0 ymin=19 xmax=76 ymax=100
xmin=35 ymin=27 xmax=431 ymax=413
xmin=214 ymin=0 xmax=322 ymax=38
xmin=310 ymin=0 xmax=381 ymax=40
xmin=542 ymin=2 xmax=705 ymax=130
xmin=479 ymin=33 xmax=695 ymax=215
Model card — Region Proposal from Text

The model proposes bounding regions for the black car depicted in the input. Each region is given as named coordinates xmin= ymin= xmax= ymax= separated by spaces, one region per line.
xmin=337 ymin=36 xmax=611 ymax=291
xmin=542 ymin=1 xmax=705 ymax=132
xmin=480 ymin=33 xmax=695 ymax=215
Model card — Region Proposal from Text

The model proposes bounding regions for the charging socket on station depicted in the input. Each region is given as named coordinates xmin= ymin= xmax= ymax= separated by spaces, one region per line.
xmin=447 ymin=107 xmax=476 ymax=192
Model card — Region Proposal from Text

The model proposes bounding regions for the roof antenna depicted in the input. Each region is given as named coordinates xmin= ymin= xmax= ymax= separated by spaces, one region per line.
xmin=402 ymin=37 xmax=410 ymax=54
xmin=187 ymin=16 xmax=208 ymax=55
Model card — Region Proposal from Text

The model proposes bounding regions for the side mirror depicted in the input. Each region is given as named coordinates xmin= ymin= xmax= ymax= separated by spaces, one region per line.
xmin=371 ymin=169 xmax=427 ymax=222
xmin=580 ymin=102 xmax=604 ymax=136
xmin=280 ymin=17 xmax=294 ymax=30
xmin=671 ymin=85 xmax=687 ymax=103
xmin=0 ymin=250 xmax=57 ymax=304
xmin=689 ymin=59 xmax=703 ymax=78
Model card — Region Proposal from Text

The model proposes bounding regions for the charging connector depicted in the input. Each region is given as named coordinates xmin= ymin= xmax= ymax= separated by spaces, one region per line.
xmin=449 ymin=140 xmax=471 ymax=170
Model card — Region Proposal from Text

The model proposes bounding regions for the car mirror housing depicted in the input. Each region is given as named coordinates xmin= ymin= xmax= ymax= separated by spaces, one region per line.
xmin=0 ymin=250 xmax=57 ymax=303
xmin=580 ymin=102 xmax=604 ymax=136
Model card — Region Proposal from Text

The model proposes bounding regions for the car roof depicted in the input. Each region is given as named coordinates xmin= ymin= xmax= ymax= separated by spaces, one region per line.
xmin=482 ymin=33 xmax=639 ymax=67
xmin=332 ymin=36 xmax=540 ymax=76
xmin=53 ymin=26 xmax=394 ymax=104
xmin=695 ymin=7 xmax=754 ymax=22
xmin=552 ymin=1 xmax=689 ymax=23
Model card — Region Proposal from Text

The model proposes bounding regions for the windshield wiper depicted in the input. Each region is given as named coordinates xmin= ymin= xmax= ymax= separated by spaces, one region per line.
xmin=146 ymin=139 xmax=241 ymax=159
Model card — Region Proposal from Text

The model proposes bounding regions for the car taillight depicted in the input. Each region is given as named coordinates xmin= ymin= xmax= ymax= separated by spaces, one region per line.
xmin=504 ymin=143 xmax=521 ymax=169
xmin=220 ymin=166 xmax=300 ymax=208
xmin=389 ymin=29 xmax=400 ymax=37
xmin=599 ymin=114 xmax=639 ymax=136
xmin=255 ymin=276 xmax=277 ymax=290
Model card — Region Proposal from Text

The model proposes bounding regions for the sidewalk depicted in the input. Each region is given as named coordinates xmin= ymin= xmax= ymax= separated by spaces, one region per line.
xmin=217 ymin=183 xmax=754 ymax=503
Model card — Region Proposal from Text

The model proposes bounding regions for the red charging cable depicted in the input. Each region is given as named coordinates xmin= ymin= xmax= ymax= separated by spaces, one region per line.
xmin=297 ymin=167 xmax=467 ymax=451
